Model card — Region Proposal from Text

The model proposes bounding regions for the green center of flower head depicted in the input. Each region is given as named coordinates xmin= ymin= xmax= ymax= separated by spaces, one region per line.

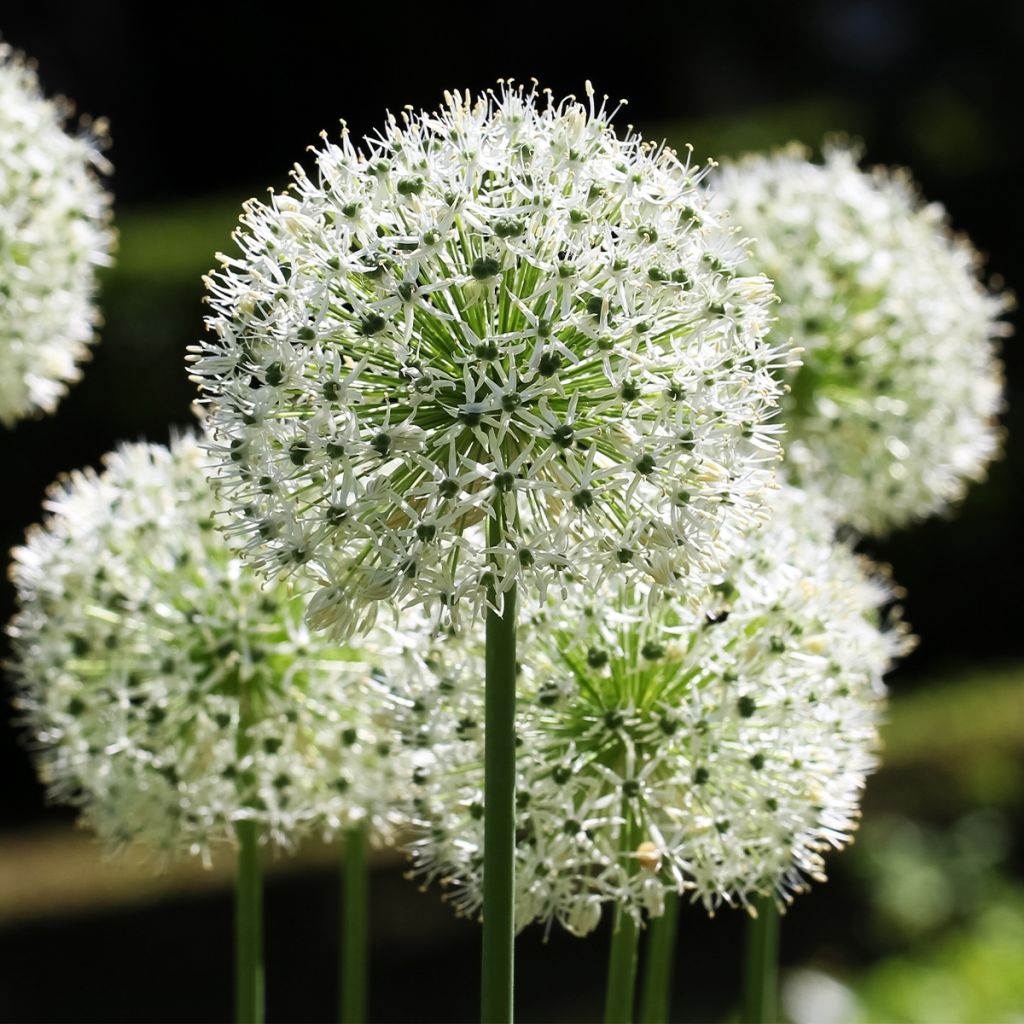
xmin=57 ymin=513 xmax=300 ymax=722
xmin=194 ymin=82 xmax=784 ymax=636
xmin=523 ymin=580 xmax=753 ymax=784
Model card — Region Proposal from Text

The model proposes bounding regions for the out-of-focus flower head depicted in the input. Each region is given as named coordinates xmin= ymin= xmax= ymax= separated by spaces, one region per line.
xmin=191 ymin=82 xmax=789 ymax=639
xmin=384 ymin=487 xmax=911 ymax=934
xmin=714 ymin=143 xmax=1010 ymax=534
xmin=8 ymin=435 xmax=401 ymax=860
xmin=0 ymin=41 xmax=114 ymax=427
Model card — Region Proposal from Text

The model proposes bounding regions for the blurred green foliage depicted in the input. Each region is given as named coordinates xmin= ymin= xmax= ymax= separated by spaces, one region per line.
xmin=872 ymin=667 xmax=1024 ymax=816
xmin=856 ymin=897 xmax=1024 ymax=1024
xmin=69 ymin=197 xmax=244 ymax=431
xmin=884 ymin=666 xmax=1024 ymax=767
xmin=857 ymin=812 xmax=1011 ymax=941
xmin=113 ymin=198 xmax=241 ymax=285
xmin=657 ymin=98 xmax=867 ymax=162
xmin=789 ymin=809 xmax=1024 ymax=1024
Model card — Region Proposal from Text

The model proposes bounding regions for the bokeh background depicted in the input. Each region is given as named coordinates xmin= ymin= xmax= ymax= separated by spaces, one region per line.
xmin=1 ymin=2 xmax=1022 ymax=1021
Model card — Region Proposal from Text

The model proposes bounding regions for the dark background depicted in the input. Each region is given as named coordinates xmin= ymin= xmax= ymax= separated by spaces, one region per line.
xmin=1 ymin=2 xmax=1022 ymax=1021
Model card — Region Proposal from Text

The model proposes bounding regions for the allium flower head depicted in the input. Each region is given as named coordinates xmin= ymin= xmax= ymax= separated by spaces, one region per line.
xmin=191 ymin=82 xmax=786 ymax=637
xmin=0 ymin=42 xmax=114 ymax=427
xmin=385 ymin=487 xmax=910 ymax=934
xmin=8 ymin=436 xmax=400 ymax=859
xmin=715 ymin=144 xmax=1010 ymax=534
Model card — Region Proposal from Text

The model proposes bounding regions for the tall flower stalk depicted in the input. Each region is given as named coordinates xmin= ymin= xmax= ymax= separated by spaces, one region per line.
xmin=235 ymin=827 xmax=264 ymax=1023
xmin=742 ymin=898 xmax=779 ymax=1024
xmin=638 ymin=892 xmax=679 ymax=1024
xmin=482 ymin=509 xmax=518 ymax=1021
xmin=604 ymin=807 xmax=642 ymax=1023
xmin=235 ymin=684 xmax=264 ymax=1024
xmin=340 ymin=822 xmax=369 ymax=1024
xmin=191 ymin=81 xmax=786 ymax=1021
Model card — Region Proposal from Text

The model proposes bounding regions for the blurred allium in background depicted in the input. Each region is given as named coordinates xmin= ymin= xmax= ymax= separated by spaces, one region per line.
xmin=384 ymin=487 xmax=912 ymax=936
xmin=8 ymin=435 xmax=401 ymax=859
xmin=191 ymin=83 xmax=789 ymax=640
xmin=714 ymin=144 xmax=1010 ymax=534
xmin=0 ymin=41 xmax=114 ymax=427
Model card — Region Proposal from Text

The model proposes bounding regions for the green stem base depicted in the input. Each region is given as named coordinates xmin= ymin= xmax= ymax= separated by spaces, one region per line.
xmin=604 ymin=907 xmax=640 ymax=1024
xmin=605 ymin=807 xmax=643 ymax=1024
xmin=638 ymin=890 xmax=679 ymax=1024
xmin=742 ymin=897 xmax=780 ymax=1024
xmin=235 ymin=819 xmax=264 ymax=1024
xmin=340 ymin=822 xmax=369 ymax=1024
xmin=481 ymin=577 xmax=518 ymax=1024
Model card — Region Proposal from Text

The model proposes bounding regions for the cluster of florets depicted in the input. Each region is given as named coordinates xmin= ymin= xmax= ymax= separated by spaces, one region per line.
xmin=0 ymin=42 xmax=114 ymax=427
xmin=8 ymin=436 xmax=401 ymax=859
xmin=385 ymin=488 xmax=910 ymax=934
xmin=191 ymin=82 xmax=788 ymax=639
xmin=714 ymin=144 xmax=1010 ymax=534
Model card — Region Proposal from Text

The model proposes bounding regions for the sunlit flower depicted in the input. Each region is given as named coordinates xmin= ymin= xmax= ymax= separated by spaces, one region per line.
xmin=0 ymin=42 xmax=114 ymax=427
xmin=714 ymin=144 xmax=1010 ymax=534
xmin=8 ymin=435 xmax=400 ymax=859
xmin=383 ymin=487 xmax=911 ymax=933
xmin=191 ymin=82 xmax=788 ymax=638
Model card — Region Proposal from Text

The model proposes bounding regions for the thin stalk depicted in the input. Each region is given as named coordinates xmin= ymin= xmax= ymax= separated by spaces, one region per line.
xmin=235 ymin=819 xmax=264 ymax=1024
xmin=235 ymin=686 xmax=264 ymax=1024
xmin=604 ymin=906 xmax=640 ymax=1024
xmin=480 ymin=507 xmax=518 ymax=1024
xmin=638 ymin=890 xmax=679 ymax=1024
xmin=742 ymin=897 xmax=780 ymax=1024
xmin=604 ymin=812 xmax=642 ymax=1024
xmin=340 ymin=822 xmax=369 ymax=1024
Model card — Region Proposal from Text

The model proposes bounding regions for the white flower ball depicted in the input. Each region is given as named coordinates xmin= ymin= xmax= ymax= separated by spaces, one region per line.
xmin=383 ymin=487 xmax=911 ymax=934
xmin=191 ymin=83 xmax=788 ymax=639
xmin=8 ymin=435 xmax=401 ymax=859
xmin=714 ymin=144 xmax=1010 ymax=534
xmin=0 ymin=43 xmax=114 ymax=426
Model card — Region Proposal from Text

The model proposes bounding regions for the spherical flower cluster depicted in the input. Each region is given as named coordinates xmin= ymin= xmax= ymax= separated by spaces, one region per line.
xmin=385 ymin=487 xmax=911 ymax=935
xmin=0 ymin=42 xmax=114 ymax=427
xmin=714 ymin=144 xmax=1010 ymax=534
xmin=191 ymin=82 xmax=788 ymax=639
xmin=8 ymin=435 xmax=401 ymax=859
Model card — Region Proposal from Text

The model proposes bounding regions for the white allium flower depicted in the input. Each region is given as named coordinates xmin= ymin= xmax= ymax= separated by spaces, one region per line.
xmin=714 ymin=144 xmax=1010 ymax=534
xmin=190 ymin=82 xmax=788 ymax=638
xmin=0 ymin=42 xmax=114 ymax=427
xmin=7 ymin=435 xmax=401 ymax=859
xmin=383 ymin=487 xmax=911 ymax=934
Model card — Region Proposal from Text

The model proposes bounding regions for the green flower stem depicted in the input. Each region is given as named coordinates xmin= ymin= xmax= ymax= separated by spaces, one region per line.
xmin=604 ymin=812 xmax=642 ymax=1024
xmin=638 ymin=890 xmax=679 ymax=1024
xmin=234 ymin=819 xmax=264 ymax=1024
xmin=481 ymin=507 xmax=518 ymax=1024
xmin=604 ymin=906 xmax=640 ymax=1024
xmin=742 ymin=897 xmax=780 ymax=1024
xmin=235 ymin=686 xmax=264 ymax=1024
xmin=340 ymin=822 xmax=369 ymax=1024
